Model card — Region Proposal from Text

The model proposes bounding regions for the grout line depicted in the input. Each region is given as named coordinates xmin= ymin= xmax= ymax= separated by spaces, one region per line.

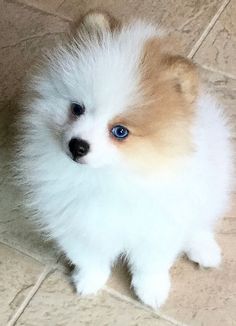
xmin=178 ymin=6 xmax=206 ymax=31
xmin=103 ymin=286 xmax=187 ymax=326
xmin=0 ymin=240 xmax=58 ymax=266
xmin=197 ymin=63 xmax=236 ymax=81
xmin=15 ymin=0 xmax=72 ymax=22
xmin=0 ymin=240 xmax=43 ymax=263
xmin=7 ymin=266 xmax=55 ymax=326
xmin=187 ymin=0 xmax=231 ymax=59
xmin=56 ymin=0 xmax=67 ymax=11
xmin=0 ymin=32 xmax=65 ymax=50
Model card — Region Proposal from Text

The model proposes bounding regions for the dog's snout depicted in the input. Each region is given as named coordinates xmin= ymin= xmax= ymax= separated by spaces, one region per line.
xmin=69 ymin=138 xmax=90 ymax=161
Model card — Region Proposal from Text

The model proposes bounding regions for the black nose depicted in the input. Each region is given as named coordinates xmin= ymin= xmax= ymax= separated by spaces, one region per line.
xmin=68 ymin=138 xmax=90 ymax=160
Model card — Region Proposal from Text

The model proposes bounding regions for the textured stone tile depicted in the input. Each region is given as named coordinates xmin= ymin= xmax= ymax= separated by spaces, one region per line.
xmin=0 ymin=33 xmax=62 ymax=106
xmin=17 ymin=0 xmax=64 ymax=12
xmin=0 ymin=195 xmax=59 ymax=264
xmin=0 ymin=243 xmax=44 ymax=325
xmin=194 ymin=0 xmax=236 ymax=76
xmin=219 ymin=216 xmax=236 ymax=235
xmin=162 ymin=232 xmax=236 ymax=325
xmin=17 ymin=270 xmax=173 ymax=326
xmin=56 ymin=0 xmax=222 ymax=53
xmin=0 ymin=0 xmax=67 ymax=49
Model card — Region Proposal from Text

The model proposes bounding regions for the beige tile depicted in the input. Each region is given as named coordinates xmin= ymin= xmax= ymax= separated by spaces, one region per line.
xmin=161 ymin=231 xmax=236 ymax=325
xmin=0 ymin=198 xmax=59 ymax=264
xmin=17 ymin=0 xmax=65 ymax=13
xmin=194 ymin=1 xmax=236 ymax=76
xmin=17 ymin=270 xmax=173 ymax=326
xmin=56 ymin=0 xmax=222 ymax=54
xmin=0 ymin=243 xmax=44 ymax=325
xmin=0 ymin=0 xmax=67 ymax=49
xmin=0 ymin=32 xmax=63 ymax=106
xmin=219 ymin=216 xmax=236 ymax=236
xmin=0 ymin=1 xmax=68 ymax=107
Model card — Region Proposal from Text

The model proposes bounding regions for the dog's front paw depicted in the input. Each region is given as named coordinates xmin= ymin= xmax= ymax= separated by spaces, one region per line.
xmin=186 ymin=232 xmax=221 ymax=268
xmin=72 ymin=267 xmax=110 ymax=295
xmin=132 ymin=272 xmax=170 ymax=309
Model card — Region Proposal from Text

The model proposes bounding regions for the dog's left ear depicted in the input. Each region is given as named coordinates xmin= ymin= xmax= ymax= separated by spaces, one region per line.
xmin=73 ymin=10 xmax=120 ymax=35
xmin=162 ymin=55 xmax=199 ymax=104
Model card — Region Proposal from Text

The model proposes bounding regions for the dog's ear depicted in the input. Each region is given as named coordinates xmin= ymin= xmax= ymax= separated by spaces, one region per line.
xmin=72 ymin=10 xmax=120 ymax=35
xmin=161 ymin=55 xmax=199 ymax=104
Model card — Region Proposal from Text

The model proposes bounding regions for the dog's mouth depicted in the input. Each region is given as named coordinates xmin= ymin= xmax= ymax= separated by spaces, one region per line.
xmin=67 ymin=151 xmax=87 ymax=165
xmin=73 ymin=157 xmax=86 ymax=165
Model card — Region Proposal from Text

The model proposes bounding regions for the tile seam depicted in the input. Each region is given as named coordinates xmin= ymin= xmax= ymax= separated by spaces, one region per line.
xmin=187 ymin=0 xmax=231 ymax=59
xmin=0 ymin=240 xmax=57 ymax=265
xmin=56 ymin=0 xmax=67 ymax=11
xmin=103 ymin=286 xmax=187 ymax=326
xmin=6 ymin=265 xmax=56 ymax=326
xmin=0 ymin=31 xmax=65 ymax=50
xmin=197 ymin=63 xmax=236 ymax=81
xmin=14 ymin=0 xmax=72 ymax=22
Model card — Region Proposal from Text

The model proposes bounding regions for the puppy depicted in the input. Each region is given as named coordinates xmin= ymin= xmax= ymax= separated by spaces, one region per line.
xmin=16 ymin=10 xmax=234 ymax=308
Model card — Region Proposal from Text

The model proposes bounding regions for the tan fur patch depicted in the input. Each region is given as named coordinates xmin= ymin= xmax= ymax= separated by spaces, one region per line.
xmin=110 ymin=38 xmax=199 ymax=173
xmin=68 ymin=10 xmax=120 ymax=52
xmin=71 ymin=9 xmax=120 ymax=37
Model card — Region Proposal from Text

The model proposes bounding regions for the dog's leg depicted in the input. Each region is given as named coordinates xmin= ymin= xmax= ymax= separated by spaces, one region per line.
xmin=72 ymin=259 xmax=111 ymax=295
xmin=62 ymin=239 xmax=112 ymax=295
xmin=129 ymin=243 xmax=179 ymax=309
xmin=185 ymin=230 xmax=221 ymax=268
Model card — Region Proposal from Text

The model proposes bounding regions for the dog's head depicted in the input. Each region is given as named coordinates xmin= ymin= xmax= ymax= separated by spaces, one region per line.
xmin=35 ymin=10 xmax=199 ymax=173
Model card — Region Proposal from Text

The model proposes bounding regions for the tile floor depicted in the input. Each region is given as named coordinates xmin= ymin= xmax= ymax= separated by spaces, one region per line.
xmin=0 ymin=0 xmax=235 ymax=325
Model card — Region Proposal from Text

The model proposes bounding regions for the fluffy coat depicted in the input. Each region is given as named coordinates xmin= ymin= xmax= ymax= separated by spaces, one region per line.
xmin=16 ymin=11 xmax=234 ymax=308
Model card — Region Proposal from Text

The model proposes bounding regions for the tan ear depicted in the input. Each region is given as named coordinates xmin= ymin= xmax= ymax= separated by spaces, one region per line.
xmin=162 ymin=55 xmax=199 ymax=103
xmin=73 ymin=9 xmax=120 ymax=35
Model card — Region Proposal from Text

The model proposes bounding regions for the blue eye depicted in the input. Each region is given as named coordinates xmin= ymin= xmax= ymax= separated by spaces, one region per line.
xmin=71 ymin=102 xmax=85 ymax=116
xmin=111 ymin=125 xmax=129 ymax=140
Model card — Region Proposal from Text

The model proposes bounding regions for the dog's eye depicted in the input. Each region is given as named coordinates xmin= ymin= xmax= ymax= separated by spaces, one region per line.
xmin=111 ymin=125 xmax=129 ymax=140
xmin=71 ymin=102 xmax=85 ymax=116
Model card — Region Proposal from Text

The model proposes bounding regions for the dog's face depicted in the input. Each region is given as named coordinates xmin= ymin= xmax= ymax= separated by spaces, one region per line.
xmin=36 ymin=11 xmax=199 ymax=172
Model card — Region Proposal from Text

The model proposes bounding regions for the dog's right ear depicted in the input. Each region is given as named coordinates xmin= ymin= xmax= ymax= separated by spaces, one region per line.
xmin=72 ymin=10 xmax=120 ymax=36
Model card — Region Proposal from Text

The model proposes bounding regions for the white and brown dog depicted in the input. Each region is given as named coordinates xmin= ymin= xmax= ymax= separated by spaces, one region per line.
xmin=17 ymin=10 xmax=234 ymax=308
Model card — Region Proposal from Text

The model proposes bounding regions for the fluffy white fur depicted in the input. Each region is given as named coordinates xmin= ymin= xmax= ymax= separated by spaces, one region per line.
xmin=17 ymin=15 xmax=234 ymax=309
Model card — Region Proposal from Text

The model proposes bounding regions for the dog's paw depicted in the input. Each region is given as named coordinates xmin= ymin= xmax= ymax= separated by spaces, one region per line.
xmin=132 ymin=272 xmax=170 ymax=309
xmin=72 ymin=268 xmax=110 ymax=295
xmin=186 ymin=232 xmax=221 ymax=268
